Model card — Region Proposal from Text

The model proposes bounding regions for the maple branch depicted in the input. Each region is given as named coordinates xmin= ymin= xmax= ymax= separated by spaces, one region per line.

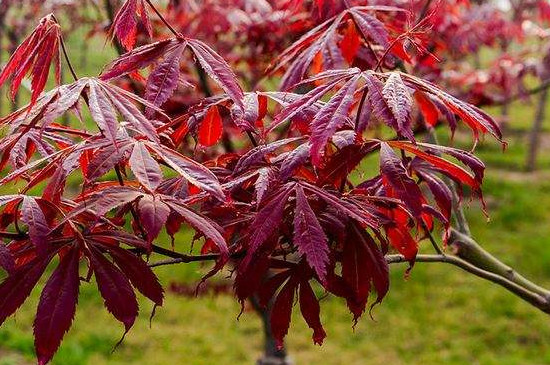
xmin=148 ymin=256 xmax=218 ymax=268
xmin=449 ymin=229 xmax=550 ymax=298
xmin=420 ymin=221 xmax=444 ymax=255
xmin=386 ymin=253 xmax=550 ymax=315
xmin=148 ymin=244 xmax=245 ymax=267
xmin=51 ymin=14 xmax=78 ymax=81
xmin=147 ymin=244 xmax=550 ymax=315
xmin=0 ymin=230 xmax=28 ymax=240
xmin=144 ymin=0 xmax=181 ymax=38
xmin=59 ymin=34 xmax=78 ymax=81
xmin=490 ymin=80 xmax=550 ymax=107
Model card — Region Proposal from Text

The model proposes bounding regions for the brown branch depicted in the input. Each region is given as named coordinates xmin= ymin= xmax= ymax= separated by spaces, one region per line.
xmin=147 ymin=243 xmax=550 ymax=315
xmin=449 ymin=229 xmax=550 ymax=298
xmin=148 ymin=244 xmax=245 ymax=267
xmin=143 ymin=0 xmax=181 ymax=38
xmin=492 ymin=80 xmax=550 ymax=107
xmin=0 ymin=231 xmax=28 ymax=240
xmin=387 ymin=253 xmax=550 ymax=314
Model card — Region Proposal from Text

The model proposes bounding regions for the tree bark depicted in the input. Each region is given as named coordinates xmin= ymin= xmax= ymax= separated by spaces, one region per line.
xmin=526 ymin=86 xmax=549 ymax=171
xmin=250 ymin=296 xmax=293 ymax=365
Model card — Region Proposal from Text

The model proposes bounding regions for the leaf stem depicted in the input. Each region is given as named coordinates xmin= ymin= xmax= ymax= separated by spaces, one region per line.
xmin=144 ymin=0 xmax=181 ymax=38
xmin=420 ymin=220 xmax=443 ymax=255
xmin=50 ymin=14 xmax=78 ymax=81
xmin=59 ymin=35 xmax=78 ymax=82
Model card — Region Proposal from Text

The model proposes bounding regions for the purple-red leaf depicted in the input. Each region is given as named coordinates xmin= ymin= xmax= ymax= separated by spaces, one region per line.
xmin=101 ymin=39 xmax=180 ymax=81
xmin=145 ymin=43 xmax=186 ymax=110
xmin=364 ymin=72 xmax=414 ymax=141
xmin=107 ymin=246 xmax=164 ymax=306
xmin=87 ymin=81 xmax=119 ymax=145
xmin=153 ymin=146 xmax=225 ymax=201
xmin=0 ymin=244 xmax=15 ymax=275
xmin=34 ymin=248 xmax=80 ymax=365
xmin=270 ymin=278 xmax=296 ymax=349
xmin=87 ymin=247 xmax=138 ymax=331
xmin=381 ymin=73 xmax=414 ymax=142
xmin=137 ymin=195 xmax=170 ymax=244
xmin=343 ymin=223 xmax=389 ymax=321
xmin=198 ymin=105 xmax=223 ymax=147
xmin=167 ymin=200 xmax=228 ymax=258
xmin=379 ymin=142 xmax=423 ymax=217
xmin=242 ymin=187 xmax=294 ymax=268
xmin=129 ymin=142 xmax=163 ymax=191
xmin=310 ymin=74 xmax=360 ymax=165
xmin=349 ymin=9 xmax=390 ymax=48
xmin=299 ymin=281 xmax=326 ymax=345
xmin=110 ymin=0 xmax=152 ymax=51
xmin=188 ymin=39 xmax=245 ymax=109
xmin=293 ymin=186 xmax=330 ymax=282
xmin=21 ymin=197 xmax=50 ymax=253
xmin=0 ymin=255 xmax=53 ymax=326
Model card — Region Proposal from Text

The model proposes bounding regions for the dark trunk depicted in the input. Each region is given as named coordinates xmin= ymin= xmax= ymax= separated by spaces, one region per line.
xmin=250 ymin=296 xmax=293 ymax=365
xmin=526 ymin=86 xmax=549 ymax=171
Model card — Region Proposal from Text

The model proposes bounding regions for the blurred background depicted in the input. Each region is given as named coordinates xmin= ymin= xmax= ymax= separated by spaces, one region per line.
xmin=2 ymin=0 xmax=550 ymax=364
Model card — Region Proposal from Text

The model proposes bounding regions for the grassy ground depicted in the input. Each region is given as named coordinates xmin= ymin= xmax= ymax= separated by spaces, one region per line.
xmin=2 ymin=24 xmax=550 ymax=365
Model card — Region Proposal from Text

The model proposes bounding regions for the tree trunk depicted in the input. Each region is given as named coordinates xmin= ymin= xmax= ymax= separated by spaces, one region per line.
xmin=526 ymin=86 xmax=549 ymax=171
xmin=250 ymin=297 xmax=293 ymax=365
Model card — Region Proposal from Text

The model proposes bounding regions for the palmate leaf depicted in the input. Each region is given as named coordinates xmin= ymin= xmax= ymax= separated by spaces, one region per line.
xmin=272 ymin=69 xmax=502 ymax=168
xmin=263 ymin=261 xmax=327 ymax=348
xmin=0 ymin=228 xmax=163 ymax=364
xmin=310 ymin=74 xmax=360 ymax=166
xmin=399 ymin=72 xmax=504 ymax=144
xmin=70 ymin=187 xmax=228 ymax=257
xmin=1 ymin=78 xmax=166 ymax=146
xmin=34 ymin=248 xmax=80 ymax=365
xmin=0 ymin=0 xmax=511 ymax=361
xmin=0 ymin=14 xmax=61 ymax=106
xmin=342 ymin=222 xmax=389 ymax=322
xmin=100 ymin=37 xmax=245 ymax=109
xmin=87 ymin=245 xmax=139 ymax=331
xmin=110 ymin=0 xmax=153 ymax=51
xmin=269 ymin=6 xmax=406 ymax=90
xmin=128 ymin=142 xmax=163 ymax=191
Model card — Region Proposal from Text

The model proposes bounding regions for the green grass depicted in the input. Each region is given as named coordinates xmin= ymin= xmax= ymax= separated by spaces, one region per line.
xmin=2 ymin=22 xmax=550 ymax=365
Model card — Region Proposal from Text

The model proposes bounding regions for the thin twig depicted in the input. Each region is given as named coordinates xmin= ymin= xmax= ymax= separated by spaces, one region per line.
xmin=59 ymin=34 xmax=78 ymax=82
xmin=0 ymin=231 xmax=28 ymax=240
xmin=144 ymin=0 xmax=181 ymax=38
xmin=420 ymin=220 xmax=444 ymax=255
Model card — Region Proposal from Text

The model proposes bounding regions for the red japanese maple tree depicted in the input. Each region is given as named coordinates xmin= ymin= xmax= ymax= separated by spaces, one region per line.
xmin=0 ymin=1 xmax=548 ymax=364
